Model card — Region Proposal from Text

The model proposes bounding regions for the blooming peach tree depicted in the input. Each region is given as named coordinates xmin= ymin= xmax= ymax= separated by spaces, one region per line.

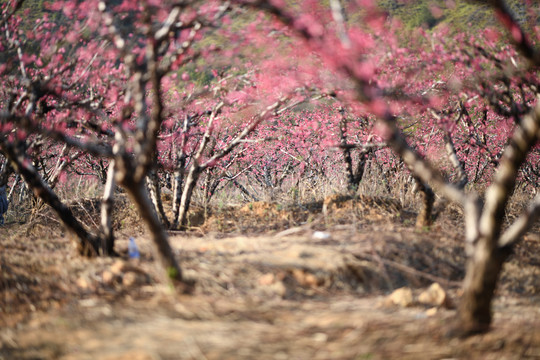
xmin=241 ymin=0 xmax=540 ymax=336
xmin=1 ymin=0 xmax=539 ymax=330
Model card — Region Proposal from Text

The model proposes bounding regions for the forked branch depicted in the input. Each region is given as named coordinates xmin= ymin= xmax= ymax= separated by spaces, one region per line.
xmin=499 ymin=192 xmax=540 ymax=248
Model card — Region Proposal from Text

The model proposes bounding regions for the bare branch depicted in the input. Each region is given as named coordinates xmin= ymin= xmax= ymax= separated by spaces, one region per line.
xmin=429 ymin=106 xmax=468 ymax=188
xmin=479 ymin=100 xmax=540 ymax=242
xmin=384 ymin=118 xmax=469 ymax=205
xmin=1 ymin=141 xmax=100 ymax=255
xmin=498 ymin=192 xmax=540 ymax=248
xmin=48 ymin=145 xmax=83 ymax=189
xmin=0 ymin=112 xmax=115 ymax=157
xmin=200 ymin=99 xmax=285 ymax=170
xmin=155 ymin=6 xmax=182 ymax=42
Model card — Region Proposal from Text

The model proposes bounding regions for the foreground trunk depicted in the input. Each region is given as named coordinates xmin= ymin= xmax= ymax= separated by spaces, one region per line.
xmin=126 ymin=181 xmax=184 ymax=286
xmin=452 ymin=237 xmax=510 ymax=336
xmin=453 ymin=102 xmax=540 ymax=336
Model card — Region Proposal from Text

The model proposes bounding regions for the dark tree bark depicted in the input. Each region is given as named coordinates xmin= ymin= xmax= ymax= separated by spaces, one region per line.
xmin=452 ymin=105 xmax=540 ymax=336
xmin=2 ymin=143 xmax=101 ymax=256
xmin=414 ymin=177 xmax=434 ymax=229
xmin=125 ymin=178 xmax=183 ymax=284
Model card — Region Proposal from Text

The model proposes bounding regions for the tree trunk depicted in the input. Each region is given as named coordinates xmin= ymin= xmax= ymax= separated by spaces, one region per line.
xmin=7 ymin=174 xmax=20 ymax=204
xmin=0 ymin=160 xmax=13 ymax=187
xmin=171 ymin=156 xmax=186 ymax=225
xmin=126 ymin=180 xmax=184 ymax=284
xmin=175 ymin=164 xmax=201 ymax=229
xmin=453 ymin=102 xmax=540 ymax=336
xmin=231 ymin=176 xmax=259 ymax=201
xmin=414 ymin=178 xmax=434 ymax=229
xmin=452 ymin=237 xmax=509 ymax=336
xmin=147 ymin=169 xmax=170 ymax=228
xmin=3 ymin=144 xmax=101 ymax=256
xmin=100 ymin=160 xmax=116 ymax=255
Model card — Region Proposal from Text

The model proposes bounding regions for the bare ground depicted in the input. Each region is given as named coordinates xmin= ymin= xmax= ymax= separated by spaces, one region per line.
xmin=1 ymin=197 xmax=540 ymax=359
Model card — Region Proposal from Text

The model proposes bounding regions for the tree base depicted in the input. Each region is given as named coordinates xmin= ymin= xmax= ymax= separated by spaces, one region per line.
xmin=445 ymin=316 xmax=491 ymax=338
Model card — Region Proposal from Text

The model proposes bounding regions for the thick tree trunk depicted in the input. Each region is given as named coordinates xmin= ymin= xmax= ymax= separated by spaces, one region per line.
xmin=454 ymin=102 xmax=540 ymax=336
xmin=126 ymin=180 xmax=183 ymax=284
xmin=453 ymin=237 xmax=509 ymax=336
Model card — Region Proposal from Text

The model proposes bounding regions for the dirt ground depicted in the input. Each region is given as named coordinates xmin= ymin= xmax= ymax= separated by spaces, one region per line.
xmin=1 ymin=197 xmax=540 ymax=359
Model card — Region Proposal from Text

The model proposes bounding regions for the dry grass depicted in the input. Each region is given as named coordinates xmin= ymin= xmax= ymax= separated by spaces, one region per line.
xmin=2 ymin=192 xmax=540 ymax=359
